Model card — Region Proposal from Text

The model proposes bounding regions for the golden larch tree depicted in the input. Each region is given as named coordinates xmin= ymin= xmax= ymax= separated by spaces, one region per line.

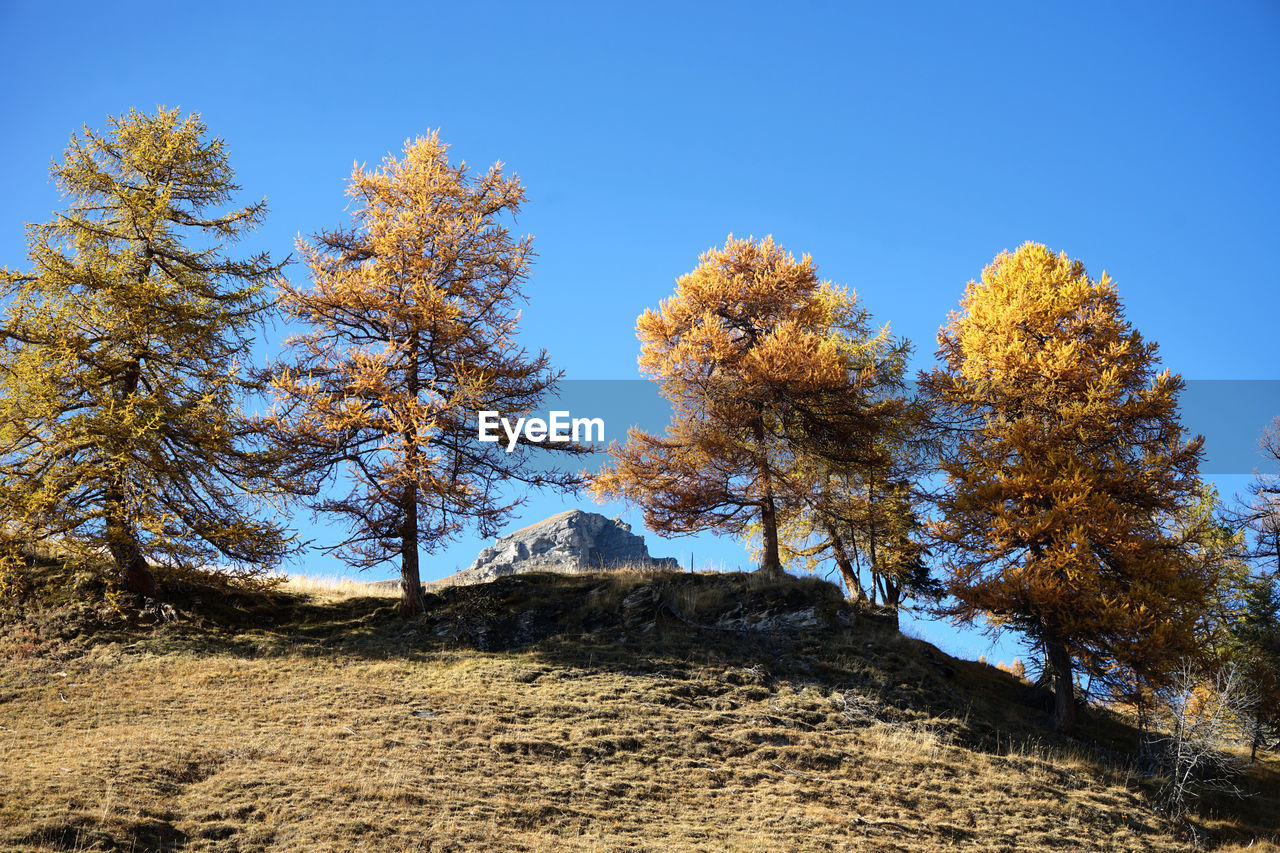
xmin=593 ymin=235 xmax=898 ymax=576
xmin=269 ymin=133 xmax=581 ymax=617
xmin=769 ymin=468 xmax=937 ymax=624
xmin=748 ymin=331 xmax=939 ymax=624
xmin=790 ymin=395 xmax=936 ymax=615
xmin=0 ymin=108 xmax=293 ymax=598
xmin=923 ymin=242 xmax=1214 ymax=734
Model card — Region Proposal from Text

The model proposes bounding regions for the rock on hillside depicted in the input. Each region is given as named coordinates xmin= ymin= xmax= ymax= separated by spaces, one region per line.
xmin=446 ymin=510 xmax=679 ymax=585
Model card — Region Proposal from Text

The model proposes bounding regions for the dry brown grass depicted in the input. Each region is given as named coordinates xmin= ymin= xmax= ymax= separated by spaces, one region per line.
xmin=277 ymin=572 xmax=399 ymax=602
xmin=0 ymin=652 xmax=1175 ymax=852
xmin=0 ymin=567 xmax=1275 ymax=852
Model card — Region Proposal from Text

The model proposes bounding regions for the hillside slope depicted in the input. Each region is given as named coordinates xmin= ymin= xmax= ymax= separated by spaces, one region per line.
xmin=1 ymin=569 xmax=1276 ymax=852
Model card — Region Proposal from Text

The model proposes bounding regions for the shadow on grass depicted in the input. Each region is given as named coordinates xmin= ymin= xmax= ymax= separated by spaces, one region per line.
xmin=21 ymin=815 xmax=187 ymax=852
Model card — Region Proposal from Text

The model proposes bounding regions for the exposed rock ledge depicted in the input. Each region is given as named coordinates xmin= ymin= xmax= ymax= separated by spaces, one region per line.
xmin=434 ymin=510 xmax=679 ymax=587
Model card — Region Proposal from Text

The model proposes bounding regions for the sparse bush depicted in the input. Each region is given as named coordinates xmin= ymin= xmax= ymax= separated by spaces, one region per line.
xmin=1146 ymin=661 xmax=1258 ymax=823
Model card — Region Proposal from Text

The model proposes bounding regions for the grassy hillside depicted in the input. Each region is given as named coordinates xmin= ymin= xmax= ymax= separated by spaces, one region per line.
xmin=1 ymin=565 xmax=1276 ymax=852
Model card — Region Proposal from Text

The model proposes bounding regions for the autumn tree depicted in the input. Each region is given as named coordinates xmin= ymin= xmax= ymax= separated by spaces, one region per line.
xmin=923 ymin=242 xmax=1214 ymax=734
xmin=0 ymin=108 xmax=294 ymax=598
xmin=769 ymin=472 xmax=938 ymax=620
xmin=1104 ymin=488 xmax=1249 ymax=748
xmin=751 ymin=350 xmax=940 ymax=623
xmin=593 ymin=235 xmax=903 ymax=577
xmin=268 ymin=133 xmax=581 ymax=617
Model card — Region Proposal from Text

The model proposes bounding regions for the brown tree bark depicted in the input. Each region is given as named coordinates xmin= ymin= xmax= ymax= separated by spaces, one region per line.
xmin=399 ymin=338 xmax=426 ymax=617
xmin=104 ymin=476 xmax=157 ymax=598
xmin=758 ymin=495 xmax=783 ymax=577
xmin=399 ymin=484 xmax=425 ymax=617
xmin=752 ymin=415 xmax=783 ymax=577
xmin=827 ymin=525 xmax=866 ymax=603
xmin=1043 ymin=621 xmax=1077 ymax=734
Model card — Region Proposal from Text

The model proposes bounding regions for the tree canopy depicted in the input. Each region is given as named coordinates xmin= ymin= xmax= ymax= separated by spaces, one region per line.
xmin=593 ymin=235 xmax=906 ymax=578
xmin=749 ymin=333 xmax=938 ymax=621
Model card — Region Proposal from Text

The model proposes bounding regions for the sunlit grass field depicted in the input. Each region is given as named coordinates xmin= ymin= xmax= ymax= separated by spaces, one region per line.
xmin=1 ymin=567 xmax=1276 ymax=852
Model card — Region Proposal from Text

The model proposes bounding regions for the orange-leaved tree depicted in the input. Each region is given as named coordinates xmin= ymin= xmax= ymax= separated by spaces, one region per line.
xmin=764 ymin=367 xmax=938 ymax=620
xmin=592 ymin=235 xmax=900 ymax=577
xmin=922 ymin=242 xmax=1214 ymax=734
xmin=268 ymin=133 xmax=582 ymax=617
xmin=745 ymin=330 xmax=941 ymax=623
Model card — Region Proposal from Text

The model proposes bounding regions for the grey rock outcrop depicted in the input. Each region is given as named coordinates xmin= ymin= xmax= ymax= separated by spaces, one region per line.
xmin=448 ymin=510 xmax=678 ymax=585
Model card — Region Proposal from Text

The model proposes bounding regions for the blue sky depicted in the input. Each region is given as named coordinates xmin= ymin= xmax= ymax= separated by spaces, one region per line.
xmin=2 ymin=1 xmax=1277 ymax=662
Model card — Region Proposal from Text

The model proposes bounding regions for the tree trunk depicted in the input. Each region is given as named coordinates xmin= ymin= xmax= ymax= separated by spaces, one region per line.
xmin=757 ymin=493 xmax=783 ymax=576
xmin=399 ymin=485 xmax=425 ymax=617
xmin=398 ymin=334 xmax=426 ymax=618
xmin=867 ymin=477 xmax=885 ymax=616
xmin=1043 ymin=622 xmax=1077 ymax=734
xmin=104 ymin=346 xmax=157 ymax=599
xmin=752 ymin=415 xmax=783 ymax=577
xmin=827 ymin=526 xmax=866 ymax=602
xmin=882 ymin=578 xmax=902 ymax=631
xmin=104 ymin=476 xmax=157 ymax=598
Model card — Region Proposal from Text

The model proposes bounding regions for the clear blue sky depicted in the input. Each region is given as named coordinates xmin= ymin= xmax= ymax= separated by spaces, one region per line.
xmin=2 ymin=1 xmax=1277 ymax=663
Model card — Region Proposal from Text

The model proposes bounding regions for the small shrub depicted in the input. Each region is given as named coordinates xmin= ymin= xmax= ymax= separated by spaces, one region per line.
xmin=1146 ymin=662 xmax=1258 ymax=823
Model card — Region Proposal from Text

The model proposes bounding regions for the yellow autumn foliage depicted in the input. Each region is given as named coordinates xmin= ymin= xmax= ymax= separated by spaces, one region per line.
xmin=923 ymin=242 xmax=1214 ymax=733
